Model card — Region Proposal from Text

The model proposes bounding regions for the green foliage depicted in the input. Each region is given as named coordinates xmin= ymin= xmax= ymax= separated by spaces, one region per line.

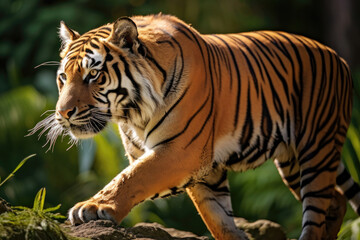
xmin=12 ymin=187 xmax=66 ymax=221
xmin=0 ymin=154 xmax=34 ymax=188
xmin=0 ymin=209 xmax=70 ymax=240
xmin=339 ymin=217 xmax=360 ymax=240
xmin=0 ymin=188 xmax=71 ymax=240
xmin=33 ymin=187 xmax=46 ymax=212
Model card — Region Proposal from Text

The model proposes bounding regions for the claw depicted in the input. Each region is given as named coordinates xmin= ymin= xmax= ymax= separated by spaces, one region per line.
xmin=68 ymin=201 xmax=118 ymax=225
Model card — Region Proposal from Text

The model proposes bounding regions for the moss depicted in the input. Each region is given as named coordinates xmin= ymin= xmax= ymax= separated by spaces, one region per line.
xmin=0 ymin=207 xmax=84 ymax=240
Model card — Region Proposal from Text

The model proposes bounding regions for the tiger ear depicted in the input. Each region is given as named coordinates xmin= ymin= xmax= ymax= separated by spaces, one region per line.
xmin=59 ymin=21 xmax=80 ymax=48
xmin=109 ymin=17 xmax=138 ymax=48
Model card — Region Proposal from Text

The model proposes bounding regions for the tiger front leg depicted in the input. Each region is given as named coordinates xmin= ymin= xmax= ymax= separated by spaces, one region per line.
xmin=186 ymin=169 xmax=248 ymax=240
xmin=68 ymin=146 xmax=204 ymax=225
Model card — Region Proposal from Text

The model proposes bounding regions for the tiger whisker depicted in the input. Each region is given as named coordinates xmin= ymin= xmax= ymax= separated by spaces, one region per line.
xmin=40 ymin=109 xmax=56 ymax=117
xmin=34 ymin=61 xmax=61 ymax=69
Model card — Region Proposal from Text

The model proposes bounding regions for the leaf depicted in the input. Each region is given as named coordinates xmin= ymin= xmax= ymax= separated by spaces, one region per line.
xmin=45 ymin=212 xmax=67 ymax=220
xmin=347 ymin=125 xmax=360 ymax=162
xmin=0 ymin=154 xmax=35 ymax=187
xmin=43 ymin=204 xmax=61 ymax=213
xmin=11 ymin=206 xmax=30 ymax=210
xmin=33 ymin=187 xmax=46 ymax=211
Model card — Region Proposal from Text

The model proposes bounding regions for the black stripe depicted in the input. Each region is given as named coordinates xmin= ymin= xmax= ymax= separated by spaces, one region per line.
xmin=285 ymin=172 xmax=300 ymax=183
xmin=242 ymin=34 xmax=290 ymax=102
xmin=152 ymin=91 xmax=210 ymax=148
xmin=163 ymin=58 xmax=177 ymax=97
xmin=215 ymin=186 xmax=230 ymax=193
xmin=260 ymin=92 xmax=273 ymax=140
xmin=92 ymin=61 xmax=102 ymax=67
xmin=278 ymin=160 xmax=291 ymax=168
xmin=294 ymin=36 xmax=318 ymax=145
xmin=239 ymin=87 xmax=253 ymax=149
xmin=300 ymin=165 xmax=337 ymax=189
xmin=174 ymin=23 xmax=206 ymax=63
xmin=155 ymin=29 xmax=184 ymax=98
xmin=98 ymin=75 xmax=107 ymax=85
xmin=97 ymin=30 xmax=110 ymax=35
xmin=258 ymin=32 xmax=290 ymax=74
xmin=212 ymin=35 xmax=241 ymax=131
xmin=184 ymin=42 xmax=215 ymax=148
xmin=85 ymin=48 xmax=94 ymax=54
xmin=150 ymin=193 xmax=159 ymax=200
xmin=123 ymin=130 xmax=142 ymax=150
xmin=301 ymin=185 xmax=334 ymax=201
xmin=89 ymin=41 xmax=100 ymax=49
xmin=119 ymin=55 xmax=140 ymax=100
xmin=303 ymin=205 xmax=326 ymax=215
xmin=200 ymin=197 xmax=233 ymax=217
xmin=300 ymin=149 xmax=336 ymax=177
xmin=145 ymin=87 xmax=189 ymax=142
xmin=345 ymin=183 xmax=360 ymax=199
xmin=146 ymin=54 xmax=167 ymax=86
xmin=100 ymin=27 xmax=111 ymax=32
xmin=289 ymin=182 xmax=300 ymax=190
xmin=228 ymin=36 xmax=260 ymax=94
xmin=93 ymin=95 xmax=107 ymax=104
xmin=303 ymin=220 xmax=325 ymax=228
xmin=336 ymin=167 xmax=351 ymax=185
xmin=325 ymin=216 xmax=338 ymax=221
xmin=276 ymin=33 xmax=303 ymax=145
xmin=200 ymin=171 xmax=228 ymax=191
xmin=298 ymin=134 xmax=335 ymax=166
xmin=112 ymin=62 xmax=122 ymax=81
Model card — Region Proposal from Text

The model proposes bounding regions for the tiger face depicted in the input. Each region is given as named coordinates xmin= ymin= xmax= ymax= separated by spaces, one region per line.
xmin=40 ymin=17 xmax=163 ymax=144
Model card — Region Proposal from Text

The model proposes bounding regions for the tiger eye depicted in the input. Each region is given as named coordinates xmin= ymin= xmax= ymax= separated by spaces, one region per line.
xmin=59 ymin=73 xmax=67 ymax=82
xmin=90 ymin=69 xmax=98 ymax=77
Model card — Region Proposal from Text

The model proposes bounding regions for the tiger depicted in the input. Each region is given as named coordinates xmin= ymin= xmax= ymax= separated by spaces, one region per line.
xmin=30 ymin=14 xmax=360 ymax=240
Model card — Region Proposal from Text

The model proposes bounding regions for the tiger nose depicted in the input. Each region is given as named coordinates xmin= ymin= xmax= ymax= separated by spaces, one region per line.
xmin=58 ymin=108 xmax=76 ymax=119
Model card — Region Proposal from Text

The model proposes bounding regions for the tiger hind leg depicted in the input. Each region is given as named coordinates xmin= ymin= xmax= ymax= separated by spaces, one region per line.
xmin=324 ymin=188 xmax=347 ymax=240
xmin=275 ymin=153 xmax=347 ymax=240
xmin=186 ymin=169 xmax=248 ymax=240
xmin=297 ymin=144 xmax=340 ymax=240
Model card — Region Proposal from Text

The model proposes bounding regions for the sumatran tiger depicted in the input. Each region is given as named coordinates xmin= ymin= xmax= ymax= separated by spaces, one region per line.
xmin=30 ymin=14 xmax=360 ymax=239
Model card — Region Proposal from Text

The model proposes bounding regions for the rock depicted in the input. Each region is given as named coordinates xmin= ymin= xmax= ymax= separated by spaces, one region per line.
xmin=234 ymin=217 xmax=287 ymax=240
xmin=62 ymin=220 xmax=208 ymax=240
xmin=0 ymin=198 xmax=12 ymax=215
xmin=64 ymin=218 xmax=288 ymax=240
xmin=1 ymin=197 xmax=288 ymax=240
xmin=132 ymin=222 xmax=208 ymax=240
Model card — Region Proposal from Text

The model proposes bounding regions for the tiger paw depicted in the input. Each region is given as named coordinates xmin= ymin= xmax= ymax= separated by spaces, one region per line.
xmin=68 ymin=200 xmax=118 ymax=225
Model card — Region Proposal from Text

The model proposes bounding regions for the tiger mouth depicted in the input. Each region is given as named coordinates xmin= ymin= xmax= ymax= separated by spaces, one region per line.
xmin=67 ymin=118 xmax=108 ymax=139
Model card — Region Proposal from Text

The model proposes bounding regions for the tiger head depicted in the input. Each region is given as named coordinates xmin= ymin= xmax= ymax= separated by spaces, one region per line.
xmin=32 ymin=17 xmax=165 ymax=148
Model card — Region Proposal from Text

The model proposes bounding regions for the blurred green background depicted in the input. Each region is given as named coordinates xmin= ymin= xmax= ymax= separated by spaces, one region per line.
xmin=1 ymin=0 xmax=360 ymax=239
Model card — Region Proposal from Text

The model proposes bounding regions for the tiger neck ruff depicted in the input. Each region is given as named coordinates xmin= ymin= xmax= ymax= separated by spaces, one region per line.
xmin=31 ymin=14 xmax=358 ymax=240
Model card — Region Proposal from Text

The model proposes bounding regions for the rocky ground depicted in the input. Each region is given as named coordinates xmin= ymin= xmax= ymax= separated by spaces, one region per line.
xmin=62 ymin=218 xmax=287 ymax=240
xmin=0 ymin=198 xmax=287 ymax=240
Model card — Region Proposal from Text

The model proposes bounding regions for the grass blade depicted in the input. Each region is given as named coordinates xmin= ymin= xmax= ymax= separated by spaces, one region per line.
xmin=43 ymin=204 xmax=62 ymax=213
xmin=33 ymin=187 xmax=46 ymax=211
xmin=0 ymin=154 xmax=35 ymax=187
